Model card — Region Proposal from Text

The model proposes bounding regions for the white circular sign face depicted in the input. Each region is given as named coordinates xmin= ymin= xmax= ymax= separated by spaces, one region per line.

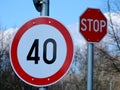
xmin=18 ymin=24 xmax=66 ymax=78
xmin=10 ymin=17 xmax=74 ymax=87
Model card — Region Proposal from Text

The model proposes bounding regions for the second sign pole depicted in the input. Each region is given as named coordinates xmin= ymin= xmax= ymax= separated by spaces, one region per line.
xmin=87 ymin=43 xmax=94 ymax=90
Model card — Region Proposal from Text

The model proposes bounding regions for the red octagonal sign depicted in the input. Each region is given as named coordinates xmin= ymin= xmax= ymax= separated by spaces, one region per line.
xmin=80 ymin=8 xmax=107 ymax=42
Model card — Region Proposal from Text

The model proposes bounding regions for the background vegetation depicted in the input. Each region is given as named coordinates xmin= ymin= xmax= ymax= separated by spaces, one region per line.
xmin=1 ymin=0 xmax=120 ymax=90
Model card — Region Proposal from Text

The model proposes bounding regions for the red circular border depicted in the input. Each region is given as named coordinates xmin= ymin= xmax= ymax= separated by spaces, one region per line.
xmin=10 ymin=17 xmax=74 ymax=87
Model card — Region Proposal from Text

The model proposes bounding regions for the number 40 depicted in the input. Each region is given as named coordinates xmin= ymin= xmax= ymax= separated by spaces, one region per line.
xmin=27 ymin=38 xmax=57 ymax=64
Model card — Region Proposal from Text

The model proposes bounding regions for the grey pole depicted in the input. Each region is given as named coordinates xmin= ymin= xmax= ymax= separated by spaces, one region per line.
xmin=39 ymin=0 xmax=49 ymax=90
xmin=39 ymin=87 xmax=48 ymax=90
xmin=87 ymin=43 xmax=94 ymax=90
xmin=40 ymin=0 xmax=49 ymax=16
xmin=110 ymin=79 xmax=113 ymax=90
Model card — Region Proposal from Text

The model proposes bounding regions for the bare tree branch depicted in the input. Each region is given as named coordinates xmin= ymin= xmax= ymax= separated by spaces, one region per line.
xmin=107 ymin=0 xmax=120 ymax=51
xmin=95 ymin=45 xmax=120 ymax=73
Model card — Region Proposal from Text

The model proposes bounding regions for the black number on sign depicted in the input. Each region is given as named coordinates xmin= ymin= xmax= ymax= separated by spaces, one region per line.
xmin=43 ymin=39 xmax=57 ymax=64
xmin=27 ymin=39 xmax=40 ymax=64
xmin=27 ymin=38 xmax=57 ymax=64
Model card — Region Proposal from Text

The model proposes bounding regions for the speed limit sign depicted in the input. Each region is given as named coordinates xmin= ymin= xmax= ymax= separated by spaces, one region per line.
xmin=10 ymin=17 xmax=74 ymax=87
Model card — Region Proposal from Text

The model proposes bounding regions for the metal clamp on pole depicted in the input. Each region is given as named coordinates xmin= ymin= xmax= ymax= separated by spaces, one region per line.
xmin=33 ymin=0 xmax=49 ymax=16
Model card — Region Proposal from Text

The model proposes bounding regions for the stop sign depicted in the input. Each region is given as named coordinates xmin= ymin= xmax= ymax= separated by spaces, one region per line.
xmin=80 ymin=8 xmax=107 ymax=42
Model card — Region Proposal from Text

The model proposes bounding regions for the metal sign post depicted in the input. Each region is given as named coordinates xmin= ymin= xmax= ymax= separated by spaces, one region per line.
xmin=40 ymin=0 xmax=49 ymax=16
xmin=39 ymin=0 xmax=49 ymax=90
xmin=87 ymin=43 xmax=94 ymax=90
xmin=33 ymin=0 xmax=49 ymax=16
xmin=33 ymin=0 xmax=49 ymax=89
xmin=39 ymin=87 xmax=48 ymax=90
